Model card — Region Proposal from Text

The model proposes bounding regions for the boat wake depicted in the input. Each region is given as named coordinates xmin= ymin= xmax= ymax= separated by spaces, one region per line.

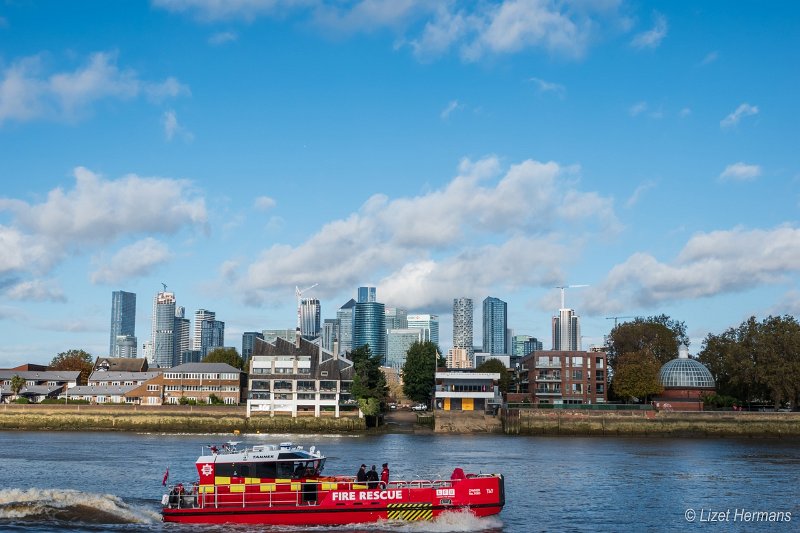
xmin=0 ymin=488 xmax=160 ymax=525
xmin=275 ymin=510 xmax=503 ymax=533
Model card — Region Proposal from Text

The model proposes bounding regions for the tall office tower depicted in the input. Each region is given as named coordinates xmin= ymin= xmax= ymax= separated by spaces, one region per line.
xmin=482 ymin=297 xmax=508 ymax=354
xmin=322 ymin=319 xmax=340 ymax=352
xmin=242 ymin=331 xmax=265 ymax=366
xmin=512 ymin=335 xmax=543 ymax=357
xmin=336 ymin=299 xmax=356 ymax=354
xmin=174 ymin=306 xmax=191 ymax=364
xmin=552 ymin=309 xmax=581 ymax=351
xmin=151 ymin=290 xmax=176 ymax=368
xmin=384 ymin=307 xmax=408 ymax=331
xmin=300 ymin=298 xmax=321 ymax=337
xmin=406 ymin=314 xmax=440 ymax=345
xmin=200 ymin=319 xmax=225 ymax=356
xmin=353 ymin=301 xmax=386 ymax=363
xmin=357 ymin=286 xmax=376 ymax=303
xmin=193 ymin=309 xmax=215 ymax=350
xmin=109 ymin=290 xmax=136 ymax=357
xmin=453 ymin=297 xmax=474 ymax=366
xmin=386 ymin=328 xmax=423 ymax=369
xmin=114 ymin=335 xmax=138 ymax=357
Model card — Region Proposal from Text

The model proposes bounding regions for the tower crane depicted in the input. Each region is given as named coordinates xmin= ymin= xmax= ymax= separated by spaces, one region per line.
xmin=605 ymin=316 xmax=634 ymax=328
xmin=554 ymin=284 xmax=588 ymax=309
xmin=295 ymin=283 xmax=319 ymax=330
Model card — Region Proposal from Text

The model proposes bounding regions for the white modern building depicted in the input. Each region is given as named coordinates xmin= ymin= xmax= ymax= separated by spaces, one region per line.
xmin=434 ymin=371 xmax=501 ymax=412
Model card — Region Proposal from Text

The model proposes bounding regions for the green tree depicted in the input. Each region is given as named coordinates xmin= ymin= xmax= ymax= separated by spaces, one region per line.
xmin=610 ymin=350 xmax=663 ymax=403
xmin=607 ymin=315 xmax=688 ymax=370
xmin=401 ymin=341 xmax=443 ymax=405
xmin=475 ymin=358 xmax=511 ymax=394
xmin=349 ymin=344 xmax=387 ymax=415
xmin=49 ymin=349 xmax=93 ymax=384
xmin=10 ymin=374 xmax=26 ymax=397
xmin=202 ymin=347 xmax=245 ymax=370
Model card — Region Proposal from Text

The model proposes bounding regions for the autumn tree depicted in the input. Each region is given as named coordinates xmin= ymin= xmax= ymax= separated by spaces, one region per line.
xmin=49 ymin=349 xmax=93 ymax=384
xmin=402 ymin=341 xmax=444 ymax=405
xmin=609 ymin=350 xmax=663 ymax=403
xmin=475 ymin=358 xmax=512 ymax=394
xmin=349 ymin=344 xmax=387 ymax=418
xmin=607 ymin=315 xmax=688 ymax=370
xmin=203 ymin=347 xmax=245 ymax=370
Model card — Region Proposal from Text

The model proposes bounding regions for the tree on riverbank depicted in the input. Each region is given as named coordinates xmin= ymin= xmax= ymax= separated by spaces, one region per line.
xmin=476 ymin=358 xmax=512 ymax=394
xmin=699 ymin=315 xmax=800 ymax=409
xmin=203 ymin=347 xmax=244 ymax=370
xmin=349 ymin=344 xmax=387 ymax=419
xmin=606 ymin=315 xmax=688 ymax=370
xmin=609 ymin=350 xmax=663 ymax=403
xmin=10 ymin=375 xmax=25 ymax=398
xmin=402 ymin=341 xmax=444 ymax=405
xmin=49 ymin=349 xmax=93 ymax=384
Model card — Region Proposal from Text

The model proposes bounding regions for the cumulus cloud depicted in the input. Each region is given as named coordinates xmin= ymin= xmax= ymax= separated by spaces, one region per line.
xmin=528 ymin=76 xmax=565 ymax=97
xmin=209 ymin=31 xmax=238 ymax=45
xmin=719 ymin=162 xmax=762 ymax=182
xmin=155 ymin=1 xmax=625 ymax=62
xmin=4 ymin=279 xmax=66 ymax=302
xmin=254 ymin=196 xmax=277 ymax=210
xmin=162 ymin=109 xmax=194 ymax=141
xmin=0 ymin=51 xmax=189 ymax=124
xmin=0 ymin=167 xmax=207 ymax=278
xmin=236 ymin=156 xmax=619 ymax=308
xmin=440 ymin=99 xmax=462 ymax=119
xmin=626 ymin=180 xmax=656 ymax=208
xmin=91 ymin=238 xmax=172 ymax=284
xmin=720 ymin=103 xmax=758 ymax=129
xmin=631 ymin=12 xmax=667 ymax=49
xmin=583 ymin=225 xmax=800 ymax=314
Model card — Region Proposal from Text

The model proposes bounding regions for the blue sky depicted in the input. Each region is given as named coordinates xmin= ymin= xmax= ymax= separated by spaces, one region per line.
xmin=1 ymin=1 xmax=798 ymax=367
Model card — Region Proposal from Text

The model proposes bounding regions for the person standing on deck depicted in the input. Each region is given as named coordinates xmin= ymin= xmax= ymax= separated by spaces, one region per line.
xmin=366 ymin=465 xmax=379 ymax=489
xmin=380 ymin=463 xmax=389 ymax=488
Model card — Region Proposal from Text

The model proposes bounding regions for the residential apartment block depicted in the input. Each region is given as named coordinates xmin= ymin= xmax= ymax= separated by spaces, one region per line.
xmin=521 ymin=350 xmax=607 ymax=405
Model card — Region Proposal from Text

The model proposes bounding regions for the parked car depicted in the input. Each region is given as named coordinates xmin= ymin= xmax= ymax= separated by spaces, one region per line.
xmin=411 ymin=403 xmax=427 ymax=412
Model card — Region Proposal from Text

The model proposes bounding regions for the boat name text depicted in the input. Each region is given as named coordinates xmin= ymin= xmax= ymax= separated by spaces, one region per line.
xmin=331 ymin=490 xmax=403 ymax=501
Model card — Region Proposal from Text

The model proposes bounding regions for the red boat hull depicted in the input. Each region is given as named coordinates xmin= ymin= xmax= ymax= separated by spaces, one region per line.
xmin=163 ymin=475 xmax=504 ymax=525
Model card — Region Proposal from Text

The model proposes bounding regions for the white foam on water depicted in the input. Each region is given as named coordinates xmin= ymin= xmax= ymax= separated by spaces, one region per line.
xmin=0 ymin=488 xmax=161 ymax=524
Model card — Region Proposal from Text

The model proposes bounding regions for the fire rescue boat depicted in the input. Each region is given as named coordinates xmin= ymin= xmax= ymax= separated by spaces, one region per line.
xmin=161 ymin=441 xmax=505 ymax=525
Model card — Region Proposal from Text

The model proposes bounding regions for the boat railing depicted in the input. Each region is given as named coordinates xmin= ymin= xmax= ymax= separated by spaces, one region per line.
xmin=164 ymin=475 xmax=478 ymax=510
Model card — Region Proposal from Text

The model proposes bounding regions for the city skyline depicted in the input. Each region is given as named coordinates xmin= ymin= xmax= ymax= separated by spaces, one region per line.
xmin=1 ymin=2 xmax=798 ymax=367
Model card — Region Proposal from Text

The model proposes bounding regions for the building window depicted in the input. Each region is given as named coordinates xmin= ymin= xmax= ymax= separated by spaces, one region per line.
xmin=147 ymin=384 xmax=160 ymax=392
xmin=572 ymin=356 xmax=583 ymax=366
xmin=572 ymin=370 xmax=583 ymax=381
xmin=571 ymin=383 xmax=583 ymax=393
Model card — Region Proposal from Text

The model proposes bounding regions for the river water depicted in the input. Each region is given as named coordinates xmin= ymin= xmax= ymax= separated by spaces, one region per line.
xmin=0 ymin=431 xmax=798 ymax=532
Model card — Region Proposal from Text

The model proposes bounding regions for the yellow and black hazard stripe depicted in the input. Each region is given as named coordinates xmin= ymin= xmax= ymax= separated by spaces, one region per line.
xmin=386 ymin=503 xmax=433 ymax=521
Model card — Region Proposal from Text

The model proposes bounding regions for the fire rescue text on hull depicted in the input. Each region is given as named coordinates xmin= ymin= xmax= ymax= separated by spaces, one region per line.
xmin=161 ymin=442 xmax=504 ymax=526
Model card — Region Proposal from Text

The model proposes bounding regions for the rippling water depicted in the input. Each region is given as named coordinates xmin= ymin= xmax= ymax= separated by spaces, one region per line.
xmin=1 ymin=431 xmax=798 ymax=532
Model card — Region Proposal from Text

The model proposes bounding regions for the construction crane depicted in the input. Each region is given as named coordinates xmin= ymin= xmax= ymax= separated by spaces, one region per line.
xmin=606 ymin=316 xmax=634 ymax=328
xmin=554 ymin=284 xmax=588 ymax=309
xmin=295 ymin=283 xmax=319 ymax=330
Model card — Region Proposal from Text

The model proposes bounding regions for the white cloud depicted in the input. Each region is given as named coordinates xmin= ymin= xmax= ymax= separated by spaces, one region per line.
xmin=626 ymin=180 xmax=656 ymax=208
xmin=162 ymin=109 xmax=194 ymax=142
xmin=631 ymin=12 xmax=667 ymax=49
xmin=254 ymin=196 xmax=277 ymax=210
xmin=583 ymin=225 xmax=800 ymax=314
xmin=719 ymin=162 xmax=762 ymax=182
xmin=209 ymin=31 xmax=239 ymax=45
xmin=91 ymin=238 xmax=172 ymax=284
xmin=236 ymin=156 xmax=619 ymax=307
xmin=0 ymin=167 xmax=207 ymax=278
xmin=720 ymin=103 xmax=758 ymax=129
xmin=700 ymin=51 xmax=718 ymax=66
xmin=440 ymin=99 xmax=462 ymax=119
xmin=155 ymin=1 xmax=625 ymax=62
xmin=0 ymin=51 xmax=189 ymax=124
xmin=4 ymin=279 xmax=66 ymax=302
xmin=528 ymin=76 xmax=565 ymax=97
xmin=629 ymin=101 xmax=647 ymax=116
xmin=679 ymin=107 xmax=691 ymax=117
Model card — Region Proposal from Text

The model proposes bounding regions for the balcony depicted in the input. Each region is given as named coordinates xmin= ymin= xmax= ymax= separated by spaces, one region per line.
xmin=535 ymin=362 xmax=562 ymax=369
xmin=535 ymin=389 xmax=562 ymax=396
xmin=535 ymin=374 xmax=561 ymax=382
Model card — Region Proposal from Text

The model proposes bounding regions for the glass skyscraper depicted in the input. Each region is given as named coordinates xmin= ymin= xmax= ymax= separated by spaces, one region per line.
xmin=483 ymin=296 xmax=508 ymax=354
xmin=406 ymin=314 xmax=439 ymax=346
xmin=353 ymin=301 xmax=386 ymax=362
xmin=242 ymin=331 xmax=265 ymax=365
xmin=336 ymin=299 xmax=356 ymax=355
xmin=151 ymin=291 xmax=176 ymax=368
xmin=386 ymin=328 xmax=423 ymax=369
xmin=357 ymin=286 xmax=376 ymax=303
xmin=200 ymin=319 xmax=225 ymax=356
xmin=109 ymin=290 xmax=136 ymax=357
xmin=300 ymin=298 xmax=321 ymax=337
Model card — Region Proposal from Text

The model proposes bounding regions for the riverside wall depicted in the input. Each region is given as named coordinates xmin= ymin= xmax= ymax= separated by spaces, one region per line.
xmin=502 ymin=408 xmax=800 ymax=438
xmin=0 ymin=404 xmax=366 ymax=433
